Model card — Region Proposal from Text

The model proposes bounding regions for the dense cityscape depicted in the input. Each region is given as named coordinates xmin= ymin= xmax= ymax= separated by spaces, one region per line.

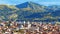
xmin=0 ymin=21 xmax=59 ymax=34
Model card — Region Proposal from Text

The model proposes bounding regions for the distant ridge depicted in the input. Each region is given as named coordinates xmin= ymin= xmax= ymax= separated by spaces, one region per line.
xmin=16 ymin=1 xmax=45 ymax=8
xmin=0 ymin=2 xmax=60 ymax=22
xmin=16 ymin=1 xmax=46 ymax=12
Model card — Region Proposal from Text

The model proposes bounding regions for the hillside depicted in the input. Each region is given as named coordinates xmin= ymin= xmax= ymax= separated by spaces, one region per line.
xmin=0 ymin=2 xmax=60 ymax=22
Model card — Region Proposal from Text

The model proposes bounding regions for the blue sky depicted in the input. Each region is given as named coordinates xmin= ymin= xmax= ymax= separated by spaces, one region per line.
xmin=0 ymin=0 xmax=60 ymax=6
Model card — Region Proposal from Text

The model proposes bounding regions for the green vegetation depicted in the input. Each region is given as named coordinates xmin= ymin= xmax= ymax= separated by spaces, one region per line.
xmin=0 ymin=2 xmax=60 ymax=22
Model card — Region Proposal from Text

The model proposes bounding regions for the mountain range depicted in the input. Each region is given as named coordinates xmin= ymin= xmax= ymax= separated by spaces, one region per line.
xmin=0 ymin=2 xmax=60 ymax=22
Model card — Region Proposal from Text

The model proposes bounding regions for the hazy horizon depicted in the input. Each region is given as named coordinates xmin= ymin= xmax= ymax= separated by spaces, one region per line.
xmin=0 ymin=0 xmax=60 ymax=6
